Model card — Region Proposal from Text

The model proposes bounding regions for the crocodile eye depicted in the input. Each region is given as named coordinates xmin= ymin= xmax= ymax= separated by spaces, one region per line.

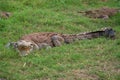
xmin=30 ymin=44 xmax=34 ymax=47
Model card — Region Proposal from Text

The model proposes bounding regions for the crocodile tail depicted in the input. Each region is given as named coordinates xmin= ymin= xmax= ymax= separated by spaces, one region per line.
xmin=77 ymin=27 xmax=115 ymax=39
xmin=100 ymin=27 xmax=115 ymax=38
xmin=62 ymin=27 xmax=115 ymax=43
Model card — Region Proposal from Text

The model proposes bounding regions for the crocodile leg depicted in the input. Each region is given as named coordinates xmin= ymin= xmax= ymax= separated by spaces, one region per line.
xmin=51 ymin=35 xmax=64 ymax=47
xmin=37 ymin=43 xmax=51 ymax=50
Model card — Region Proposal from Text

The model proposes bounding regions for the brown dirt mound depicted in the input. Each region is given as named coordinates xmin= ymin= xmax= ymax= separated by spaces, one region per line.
xmin=79 ymin=7 xmax=120 ymax=19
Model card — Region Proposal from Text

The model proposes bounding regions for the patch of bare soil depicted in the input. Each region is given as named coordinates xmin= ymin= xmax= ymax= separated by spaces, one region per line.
xmin=95 ymin=60 xmax=120 ymax=75
xmin=57 ymin=69 xmax=99 ymax=80
xmin=71 ymin=69 xmax=99 ymax=80
xmin=56 ymin=60 xmax=120 ymax=80
xmin=78 ymin=7 xmax=120 ymax=19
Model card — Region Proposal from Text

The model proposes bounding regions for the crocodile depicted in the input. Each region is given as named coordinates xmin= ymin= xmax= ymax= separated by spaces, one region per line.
xmin=7 ymin=27 xmax=115 ymax=56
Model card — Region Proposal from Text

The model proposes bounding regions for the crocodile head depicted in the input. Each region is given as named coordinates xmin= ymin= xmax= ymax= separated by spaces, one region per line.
xmin=7 ymin=40 xmax=39 ymax=56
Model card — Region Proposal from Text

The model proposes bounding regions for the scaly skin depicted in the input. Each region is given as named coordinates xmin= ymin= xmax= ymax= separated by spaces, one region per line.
xmin=7 ymin=27 xmax=115 ymax=56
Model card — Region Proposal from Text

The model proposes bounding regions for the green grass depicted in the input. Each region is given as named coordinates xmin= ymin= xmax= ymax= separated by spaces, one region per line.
xmin=0 ymin=0 xmax=120 ymax=80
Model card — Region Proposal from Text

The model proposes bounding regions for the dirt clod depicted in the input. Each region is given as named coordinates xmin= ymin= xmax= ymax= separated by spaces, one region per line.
xmin=79 ymin=7 xmax=119 ymax=19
